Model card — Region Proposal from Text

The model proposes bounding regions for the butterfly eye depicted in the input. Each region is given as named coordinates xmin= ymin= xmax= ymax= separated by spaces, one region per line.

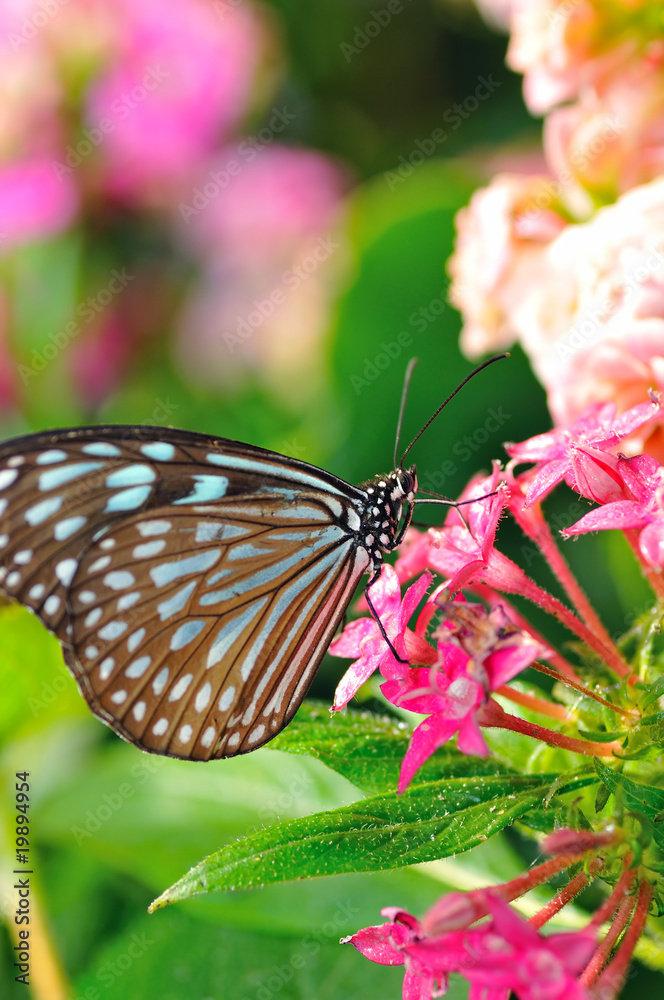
xmin=398 ymin=470 xmax=415 ymax=495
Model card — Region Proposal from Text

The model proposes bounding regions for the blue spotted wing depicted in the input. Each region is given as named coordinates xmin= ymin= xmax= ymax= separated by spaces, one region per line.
xmin=0 ymin=426 xmax=371 ymax=759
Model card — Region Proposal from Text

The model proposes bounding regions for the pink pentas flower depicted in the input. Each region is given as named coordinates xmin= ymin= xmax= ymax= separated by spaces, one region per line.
xmin=563 ymin=453 xmax=664 ymax=568
xmin=506 ymin=397 xmax=663 ymax=506
xmin=343 ymin=908 xmax=445 ymax=1000
xmin=347 ymin=893 xmax=595 ymax=1000
xmin=383 ymin=652 xmax=490 ymax=791
xmin=418 ymin=465 xmax=517 ymax=594
xmin=408 ymin=894 xmax=595 ymax=1000
xmin=329 ymin=567 xmax=435 ymax=711
xmin=0 ymin=156 xmax=78 ymax=252
xmin=436 ymin=598 xmax=550 ymax=689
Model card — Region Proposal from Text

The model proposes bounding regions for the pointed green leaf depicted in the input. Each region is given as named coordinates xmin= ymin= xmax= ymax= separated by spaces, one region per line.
xmin=594 ymin=760 xmax=664 ymax=851
xmin=150 ymin=772 xmax=596 ymax=910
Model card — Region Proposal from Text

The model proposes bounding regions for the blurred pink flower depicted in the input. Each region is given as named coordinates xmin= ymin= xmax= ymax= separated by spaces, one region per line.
xmin=517 ymin=177 xmax=664 ymax=448
xmin=175 ymin=144 xmax=349 ymax=398
xmin=0 ymin=156 xmax=78 ymax=251
xmin=448 ymin=173 xmax=567 ymax=358
xmin=506 ymin=0 xmax=647 ymax=115
xmin=86 ymin=0 xmax=265 ymax=202
xmin=544 ymin=49 xmax=664 ymax=199
xmin=69 ymin=310 xmax=135 ymax=412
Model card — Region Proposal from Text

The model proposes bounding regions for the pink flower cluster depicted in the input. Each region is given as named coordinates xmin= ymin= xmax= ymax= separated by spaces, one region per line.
xmin=331 ymin=394 xmax=664 ymax=788
xmin=451 ymin=1 xmax=664 ymax=454
xmin=345 ymin=831 xmax=652 ymax=1000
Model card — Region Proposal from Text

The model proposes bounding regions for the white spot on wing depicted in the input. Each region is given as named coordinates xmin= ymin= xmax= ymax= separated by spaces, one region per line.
xmin=174 ymin=474 xmax=228 ymax=505
xmin=170 ymin=620 xmax=206 ymax=651
xmin=140 ymin=442 xmax=175 ymax=461
xmin=218 ymin=685 xmax=236 ymax=711
xmin=36 ymin=449 xmax=67 ymax=464
xmin=178 ymin=724 xmax=193 ymax=744
xmin=105 ymin=485 xmax=152 ymax=512
xmin=137 ymin=520 xmax=171 ymax=536
xmin=194 ymin=683 xmax=212 ymax=713
xmin=55 ymin=515 xmax=87 ymax=540
xmin=126 ymin=656 xmax=151 ymax=678
xmin=132 ymin=701 xmax=146 ymax=721
xmin=99 ymin=657 xmax=115 ymax=680
xmin=169 ymin=673 xmax=193 ymax=701
xmin=104 ymin=570 xmax=136 ymax=590
xmin=150 ymin=549 xmax=221 ymax=587
xmin=82 ymin=442 xmax=121 ymax=457
xmin=157 ymin=581 xmax=196 ymax=620
xmin=55 ymin=558 xmax=78 ymax=586
xmin=201 ymin=726 xmax=216 ymax=748
xmin=133 ymin=539 xmax=166 ymax=559
xmin=25 ymin=496 xmax=63 ymax=525
xmin=98 ymin=620 xmax=127 ymax=641
xmin=152 ymin=718 xmax=168 ymax=736
xmin=106 ymin=464 xmax=156 ymax=488
xmin=152 ymin=668 xmax=169 ymax=695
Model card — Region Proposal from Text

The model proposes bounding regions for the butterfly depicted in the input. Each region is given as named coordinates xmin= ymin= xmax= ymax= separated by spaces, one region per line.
xmin=0 ymin=355 xmax=506 ymax=761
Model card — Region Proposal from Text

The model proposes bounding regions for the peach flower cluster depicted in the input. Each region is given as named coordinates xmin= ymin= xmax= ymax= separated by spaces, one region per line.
xmin=452 ymin=1 xmax=664 ymax=453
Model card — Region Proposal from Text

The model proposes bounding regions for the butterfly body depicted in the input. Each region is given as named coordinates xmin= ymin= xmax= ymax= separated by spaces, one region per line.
xmin=0 ymin=424 xmax=416 ymax=759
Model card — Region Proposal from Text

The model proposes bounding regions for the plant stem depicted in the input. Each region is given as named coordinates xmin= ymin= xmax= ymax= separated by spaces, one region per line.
xmin=521 ymin=509 xmax=615 ymax=648
xmin=590 ymin=879 xmax=653 ymax=998
xmin=529 ymin=858 xmax=602 ymax=930
xmin=494 ymin=685 xmax=572 ymax=722
xmin=532 ymin=661 xmax=639 ymax=721
xmin=480 ymin=699 xmax=624 ymax=756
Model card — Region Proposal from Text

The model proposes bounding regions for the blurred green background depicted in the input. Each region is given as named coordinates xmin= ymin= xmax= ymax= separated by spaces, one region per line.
xmin=0 ymin=1 xmax=658 ymax=997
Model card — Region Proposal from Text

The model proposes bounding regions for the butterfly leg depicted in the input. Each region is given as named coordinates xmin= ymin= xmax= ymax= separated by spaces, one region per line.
xmin=364 ymin=575 xmax=409 ymax=665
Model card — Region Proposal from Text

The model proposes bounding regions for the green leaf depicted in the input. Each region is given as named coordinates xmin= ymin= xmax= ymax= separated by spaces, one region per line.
xmin=640 ymin=676 xmax=664 ymax=712
xmin=270 ymin=702 xmax=512 ymax=794
xmin=576 ymin=729 xmax=628 ymax=743
xmin=594 ymin=760 xmax=664 ymax=852
xmin=150 ymin=772 xmax=596 ymax=910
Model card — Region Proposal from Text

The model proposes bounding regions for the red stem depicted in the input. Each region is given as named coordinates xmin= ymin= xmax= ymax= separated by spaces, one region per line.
xmin=522 ymin=509 xmax=616 ymax=650
xmin=495 ymin=684 xmax=571 ymax=722
xmin=489 ymin=552 xmax=636 ymax=682
xmin=480 ymin=699 xmax=623 ymax=757
xmin=530 ymin=858 xmax=602 ymax=930
xmin=590 ymin=879 xmax=653 ymax=998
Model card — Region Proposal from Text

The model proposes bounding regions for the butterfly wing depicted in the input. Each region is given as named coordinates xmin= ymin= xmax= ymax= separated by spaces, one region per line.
xmin=0 ymin=426 xmax=370 ymax=758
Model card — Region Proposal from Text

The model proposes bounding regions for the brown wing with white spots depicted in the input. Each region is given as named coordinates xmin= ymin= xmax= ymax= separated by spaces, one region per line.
xmin=0 ymin=425 xmax=370 ymax=757
xmin=64 ymin=501 xmax=368 ymax=758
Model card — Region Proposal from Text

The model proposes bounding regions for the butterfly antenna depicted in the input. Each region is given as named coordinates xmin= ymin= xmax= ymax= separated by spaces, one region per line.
xmin=394 ymin=357 xmax=419 ymax=468
xmin=399 ymin=353 xmax=509 ymax=466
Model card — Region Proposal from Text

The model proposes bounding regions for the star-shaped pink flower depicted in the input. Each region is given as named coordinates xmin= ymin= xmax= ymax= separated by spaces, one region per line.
xmin=563 ymin=453 xmax=664 ymax=567
xmin=506 ymin=397 xmax=662 ymax=506
xmin=329 ymin=566 xmax=435 ymax=711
